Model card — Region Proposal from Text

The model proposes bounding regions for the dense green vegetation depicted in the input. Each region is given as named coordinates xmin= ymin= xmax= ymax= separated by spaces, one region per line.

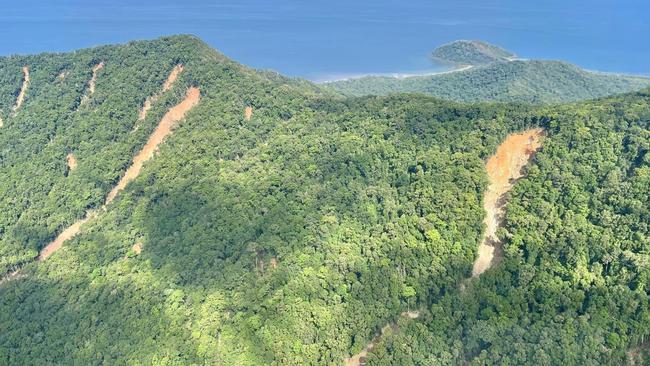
xmin=365 ymin=90 xmax=650 ymax=365
xmin=0 ymin=36 xmax=322 ymax=275
xmin=0 ymin=36 xmax=649 ymax=365
xmin=430 ymin=40 xmax=515 ymax=66
xmin=326 ymin=60 xmax=650 ymax=104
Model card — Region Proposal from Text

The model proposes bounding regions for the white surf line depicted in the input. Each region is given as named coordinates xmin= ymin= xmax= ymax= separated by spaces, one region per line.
xmin=11 ymin=66 xmax=30 ymax=115
xmin=319 ymin=65 xmax=474 ymax=84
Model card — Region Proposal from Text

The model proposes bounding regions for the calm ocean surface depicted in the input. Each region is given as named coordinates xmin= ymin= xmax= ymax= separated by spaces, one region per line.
xmin=1 ymin=0 xmax=648 ymax=81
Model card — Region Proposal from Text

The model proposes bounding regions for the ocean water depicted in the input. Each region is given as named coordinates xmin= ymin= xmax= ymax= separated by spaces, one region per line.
xmin=1 ymin=0 xmax=648 ymax=81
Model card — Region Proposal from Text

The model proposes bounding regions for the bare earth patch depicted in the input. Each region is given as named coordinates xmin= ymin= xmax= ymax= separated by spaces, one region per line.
xmin=12 ymin=66 xmax=30 ymax=114
xmin=107 ymin=87 xmax=200 ymax=203
xmin=32 ymin=87 xmax=200 ymax=266
xmin=472 ymin=128 xmax=545 ymax=277
xmin=139 ymin=64 xmax=184 ymax=120
xmin=38 ymin=211 xmax=98 ymax=260
xmin=346 ymin=311 xmax=420 ymax=366
xmin=244 ymin=106 xmax=253 ymax=120
xmin=80 ymin=62 xmax=104 ymax=106
xmin=66 ymin=153 xmax=78 ymax=171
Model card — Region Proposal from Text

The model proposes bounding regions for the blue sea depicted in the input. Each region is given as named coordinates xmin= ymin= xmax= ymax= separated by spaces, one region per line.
xmin=1 ymin=0 xmax=648 ymax=81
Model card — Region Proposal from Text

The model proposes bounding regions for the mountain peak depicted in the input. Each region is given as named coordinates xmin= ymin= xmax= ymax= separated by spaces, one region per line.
xmin=430 ymin=40 xmax=515 ymax=66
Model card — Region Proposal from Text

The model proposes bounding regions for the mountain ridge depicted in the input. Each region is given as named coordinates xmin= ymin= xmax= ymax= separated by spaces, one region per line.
xmin=0 ymin=35 xmax=649 ymax=365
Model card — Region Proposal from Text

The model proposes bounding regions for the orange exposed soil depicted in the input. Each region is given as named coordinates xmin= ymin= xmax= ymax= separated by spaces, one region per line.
xmin=38 ymin=211 xmax=98 ymax=260
xmin=80 ymin=62 xmax=104 ymax=106
xmin=139 ymin=64 xmax=184 ymax=120
xmin=244 ymin=106 xmax=253 ymax=120
xmin=34 ymin=87 xmax=199 ymax=265
xmin=345 ymin=131 xmax=544 ymax=364
xmin=0 ymin=115 xmax=3 ymax=128
xmin=132 ymin=242 xmax=142 ymax=255
xmin=472 ymin=128 xmax=545 ymax=277
xmin=346 ymin=311 xmax=420 ymax=366
xmin=88 ymin=62 xmax=104 ymax=95
xmin=162 ymin=64 xmax=184 ymax=92
xmin=12 ymin=66 xmax=30 ymax=114
xmin=106 ymin=87 xmax=200 ymax=204
xmin=66 ymin=153 xmax=78 ymax=171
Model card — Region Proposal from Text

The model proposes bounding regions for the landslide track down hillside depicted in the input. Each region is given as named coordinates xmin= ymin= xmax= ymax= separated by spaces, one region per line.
xmin=139 ymin=64 xmax=184 ymax=120
xmin=346 ymin=128 xmax=544 ymax=366
xmin=1 ymin=86 xmax=201 ymax=280
xmin=472 ymin=128 xmax=545 ymax=277
xmin=12 ymin=66 xmax=30 ymax=114
xmin=79 ymin=62 xmax=104 ymax=107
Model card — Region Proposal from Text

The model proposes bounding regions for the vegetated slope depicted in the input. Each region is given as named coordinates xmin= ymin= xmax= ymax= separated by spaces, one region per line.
xmin=362 ymin=90 xmax=650 ymax=365
xmin=0 ymin=35 xmax=319 ymax=276
xmin=0 ymin=35 xmax=649 ymax=366
xmin=0 ymin=36 xmax=539 ymax=364
xmin=326 ymin=60 xmax=650 ymax=104
xmin=430 ymin=40 xmax=515 ymax=66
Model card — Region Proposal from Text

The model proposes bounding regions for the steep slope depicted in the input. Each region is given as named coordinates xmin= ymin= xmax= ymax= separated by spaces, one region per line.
xmin=359 ymin=90 xmax=650 ymax=365
xmin=0 ymin=36 xmax=649 ymax=366
xmin=472 ymin=128 xmax=545 ymax=277
xmin=430 ymin=40 xmax=515 ymax=66
xmin=0 ymin=35 xmax=318 ymax=276
xmin=0 ymin=36 xmax=538 ymax=364
xmin=326 ymin=60 xmax=650 ymax=104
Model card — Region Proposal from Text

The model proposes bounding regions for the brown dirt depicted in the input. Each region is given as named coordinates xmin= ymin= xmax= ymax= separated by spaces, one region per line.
xmin=38 ymin=87 xmax=200 ymax=262
xmin=66 ymin=153 xmax=78 ymax=171
xmin=139 ymin=64 xmax=184 ymax=120
xmin=12 ymin=66 xmax=30 ymax=114
xmin=132 ymin=242 xmax=142 ymax=255
xmin=38 ymin=211 xmax=98 ymax=260
xmin=0 ymin=85 xmax=200 ymax=283
xmin=472 ymin=128 xmax=545 ymax=277
xmin=0 ymin=115 xmax=3 ymax=128
xmin=346 ymin=311 xmax=420 ymax=366
xmin=88 ymin=62 xmax=104 ymax=95
xmin=270 ymin=257 xmax=278 ymax=269
xmin=58 ymin=71 xmax=68 ymax=81
xmin=106 ymin=87 xmax=200 ymax=204
xmin=80 ymin=62 xmax=104 ymax=106
xmin=244 ymin=106 xmax=253 ymax=121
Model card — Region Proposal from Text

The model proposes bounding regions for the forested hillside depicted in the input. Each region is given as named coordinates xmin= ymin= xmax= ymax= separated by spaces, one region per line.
xmin=0 ymin=36 xmax=649 ymax=365
xmin=364 ymin=90 xmax=650 ymax=365
xmin=430 ymin=40 xmax=515 ymax=66
xmin=326 ymin=60 xmax=650 ymax=104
